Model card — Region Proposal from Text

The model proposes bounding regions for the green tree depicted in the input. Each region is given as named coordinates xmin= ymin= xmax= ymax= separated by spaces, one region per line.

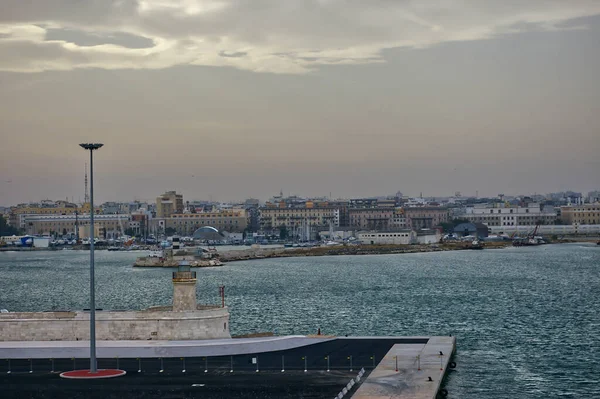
xmin=0 ymin=216 xmax=19 ymax=236
xmin=165 ymin=227 xmax=177 ymax=236
xmin=279 ymin=225 xmax=288 ymax=240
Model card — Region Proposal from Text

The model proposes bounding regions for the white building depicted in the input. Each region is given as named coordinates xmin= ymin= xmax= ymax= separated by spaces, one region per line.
xmin=358 ymin=230 xmax=415 ymax=245
xmin=464 ymin=203 xmax=556 ymax=227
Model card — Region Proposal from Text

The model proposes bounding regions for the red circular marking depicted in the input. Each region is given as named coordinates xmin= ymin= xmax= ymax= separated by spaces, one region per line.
xmin=60 ymin=369 xmax=126 ymax=379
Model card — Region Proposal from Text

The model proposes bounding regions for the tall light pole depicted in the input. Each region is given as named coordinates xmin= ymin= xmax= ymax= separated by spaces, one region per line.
xmin=59 ymin=145 xmax=124 ymax=380
xmin=79 ymin=143 xmax=103 ymax=373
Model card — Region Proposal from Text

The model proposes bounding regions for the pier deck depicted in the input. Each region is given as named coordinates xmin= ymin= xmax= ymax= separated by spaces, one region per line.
xmin=0 ymin=336 xmax=455 ymax=398
xmin=352 ymin=336 xmax=456 ymax=399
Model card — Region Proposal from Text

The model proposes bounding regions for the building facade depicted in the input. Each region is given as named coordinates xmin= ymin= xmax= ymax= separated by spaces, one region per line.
xmin=464 ymin=203 xmax=557 ymax=227
xmin=24 ymin=214 xmax=130 ymax=237
xmin=156 ymin=191 xmax=184 ymax=218
xmin=259 ymin=204 xmax=339 ymax=231
xmin=358 ymin=230 xmax=415 ymax=245
xmin=560 ymin=203 xmax=600 ymax=225
xmin=9 ymin=203 xmax=96 ymax=229
xmin=404 ymin=207 xmax=449 ymax=230
xmin=348 ymin=208 xmax=394 ymax=230
xmin=165 ymin=209 xmax=248 ymax=235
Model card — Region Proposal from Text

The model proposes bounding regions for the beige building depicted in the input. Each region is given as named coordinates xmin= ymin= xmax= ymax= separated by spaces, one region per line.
xmin=10 ymin=203 xmax=96 ymax=229
xmin=349 ymin=208 xmax=394 ymax=230
xmin=404 ymin=207 xmax=449 ymax=230
xmin=259 ymin=205 xmax=338 ymax=231
xmin=156 ymin=191 xmax=184 ymax=218
xmin=165 ymin=209 xmax=248 ymax=235
xmin=24 ymin=214 xmax=129 ymax=237
xmin=560 ymin=203 xmax=600 ymax=225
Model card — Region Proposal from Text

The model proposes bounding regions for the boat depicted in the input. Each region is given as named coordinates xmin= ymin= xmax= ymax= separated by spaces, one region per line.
xmin=468 ymin=239 xmax=484 ymax=250
xmin=148 ymin=250 xmax=164 ymax=258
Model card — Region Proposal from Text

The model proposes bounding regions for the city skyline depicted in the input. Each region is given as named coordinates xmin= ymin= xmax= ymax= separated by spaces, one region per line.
xmin=1 ymin=1 xmax=600 ymax=205
xmin=1 ymin=184 xmax=598 ymax=208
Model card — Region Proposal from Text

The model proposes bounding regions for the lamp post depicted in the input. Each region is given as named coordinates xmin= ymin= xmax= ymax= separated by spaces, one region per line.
xmin=79 ymin=143 xmax=103 ymax=373
xmin=59 ymin=144 xmax=125 ymax=380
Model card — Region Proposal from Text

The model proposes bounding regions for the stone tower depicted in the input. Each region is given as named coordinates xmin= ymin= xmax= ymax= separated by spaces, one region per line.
xmin=172 ymin=259 xmax=197 ymax=311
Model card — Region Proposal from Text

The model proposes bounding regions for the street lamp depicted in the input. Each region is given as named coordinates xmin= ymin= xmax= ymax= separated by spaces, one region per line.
xmin=79 ymin=143 xmax=103 ymax=373
xmin=60 ymin=144 xmax=125 ymax=379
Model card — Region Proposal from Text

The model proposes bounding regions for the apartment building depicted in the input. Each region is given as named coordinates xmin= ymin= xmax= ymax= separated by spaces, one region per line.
xmin=403 ymin=207 xmax=449 ymax=230
xmin=464 ymin=203 xmax=556 ymax=227
xmin=560 ymin=203 xmax=600 ymax=225
xmin=348 ymin=208 xmax=394 ymax=230
xmin=259 ymin=204 xmax=338 ymax=231
xmin=156 ymin=191 xmax=184 ymax=218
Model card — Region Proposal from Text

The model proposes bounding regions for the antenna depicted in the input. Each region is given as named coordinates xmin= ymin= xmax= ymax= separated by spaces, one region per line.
xmin=84 ymin=163 xmax=89 ymax=203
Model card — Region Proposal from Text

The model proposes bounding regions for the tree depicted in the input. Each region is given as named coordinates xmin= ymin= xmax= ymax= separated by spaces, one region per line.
xmin=124 ymin=228 xmax=135 ymax=236
xmin=165 ymin=227 xmax=177 ymax=236
xmin=279 ymin=225 xmax=288 ymax=240
xmin=0 ymin=215 xmax=19 ymax=236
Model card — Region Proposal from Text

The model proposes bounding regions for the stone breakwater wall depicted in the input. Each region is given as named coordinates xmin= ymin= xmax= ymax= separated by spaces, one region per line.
xmin=133 ymin=257 xmax=223 ymax=267
xmin=218 ymin=242 xmax=511 ymax=262
xmin=0 ymin=307 xmax=230 ymax=341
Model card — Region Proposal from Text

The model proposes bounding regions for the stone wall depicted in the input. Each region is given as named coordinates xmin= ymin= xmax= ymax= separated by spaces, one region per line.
xmin=0 ymin=307 xmax=230 ymax=341
xmin=173 ymin=281 xmax=197 ymax=311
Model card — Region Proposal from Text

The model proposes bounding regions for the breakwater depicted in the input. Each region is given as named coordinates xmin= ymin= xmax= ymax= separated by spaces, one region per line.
xmin=218 ymin=241 xmax=511 ymax=263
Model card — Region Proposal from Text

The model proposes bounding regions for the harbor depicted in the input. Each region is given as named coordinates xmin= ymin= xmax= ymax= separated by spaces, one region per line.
xmin=1 ymin=243 xmax=599 ymax=397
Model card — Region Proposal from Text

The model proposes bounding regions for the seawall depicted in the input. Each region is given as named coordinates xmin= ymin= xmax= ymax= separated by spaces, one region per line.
xmin=0 ymin=307 xmax=230 ymax=341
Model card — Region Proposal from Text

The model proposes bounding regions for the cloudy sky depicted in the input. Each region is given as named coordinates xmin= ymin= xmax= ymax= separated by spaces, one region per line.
xmin=1 ymin=0 xmax=599 ymax=205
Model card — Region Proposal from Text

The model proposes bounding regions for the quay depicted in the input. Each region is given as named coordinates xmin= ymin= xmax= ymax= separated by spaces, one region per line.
xmin=0 ymin=336 xmax=455 ymax=398
xmin=353 ymin=336 xmax=456 ymax=399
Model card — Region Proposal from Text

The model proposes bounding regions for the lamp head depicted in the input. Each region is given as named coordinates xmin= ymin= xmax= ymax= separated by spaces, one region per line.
xmin=79 ymin=143 xmax=104 ymax=150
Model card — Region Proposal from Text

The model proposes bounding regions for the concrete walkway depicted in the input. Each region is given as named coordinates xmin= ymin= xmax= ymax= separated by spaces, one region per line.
xmin=351 ymin=336 xmax=456 ymax=399
xmin=0 ymin=335 xmax=334 ymax=359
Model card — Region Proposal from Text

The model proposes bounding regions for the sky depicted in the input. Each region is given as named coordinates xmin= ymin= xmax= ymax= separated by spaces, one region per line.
xmin=1 ymin=0 xmax=599 ymax=205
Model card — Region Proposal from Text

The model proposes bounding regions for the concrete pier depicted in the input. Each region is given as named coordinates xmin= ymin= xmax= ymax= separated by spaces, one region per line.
xmin=0 ymin=336 xmax=455 ymax=398
xmin=352 ymin=336 xmax=456 ymax=399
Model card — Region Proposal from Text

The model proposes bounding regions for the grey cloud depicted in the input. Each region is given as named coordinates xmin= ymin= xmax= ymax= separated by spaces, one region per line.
xmin=1 ymin=0 xmax=600 ymax=73
xmin=45 ymin=28 xmax=154 ymax=49
xmin=219 ymin=50 xmax=247 ymax=58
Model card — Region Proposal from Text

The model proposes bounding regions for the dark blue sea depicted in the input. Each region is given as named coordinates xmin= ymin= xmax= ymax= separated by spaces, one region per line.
xmin=1 ymin=243 xmax=599 ymax=398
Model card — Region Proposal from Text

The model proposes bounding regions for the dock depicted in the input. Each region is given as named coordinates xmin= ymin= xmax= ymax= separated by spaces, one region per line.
xmin=0 ymin=336 xmax=455 ymax=398
xmin=352 ymin=336 xmax=456 ymax=399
